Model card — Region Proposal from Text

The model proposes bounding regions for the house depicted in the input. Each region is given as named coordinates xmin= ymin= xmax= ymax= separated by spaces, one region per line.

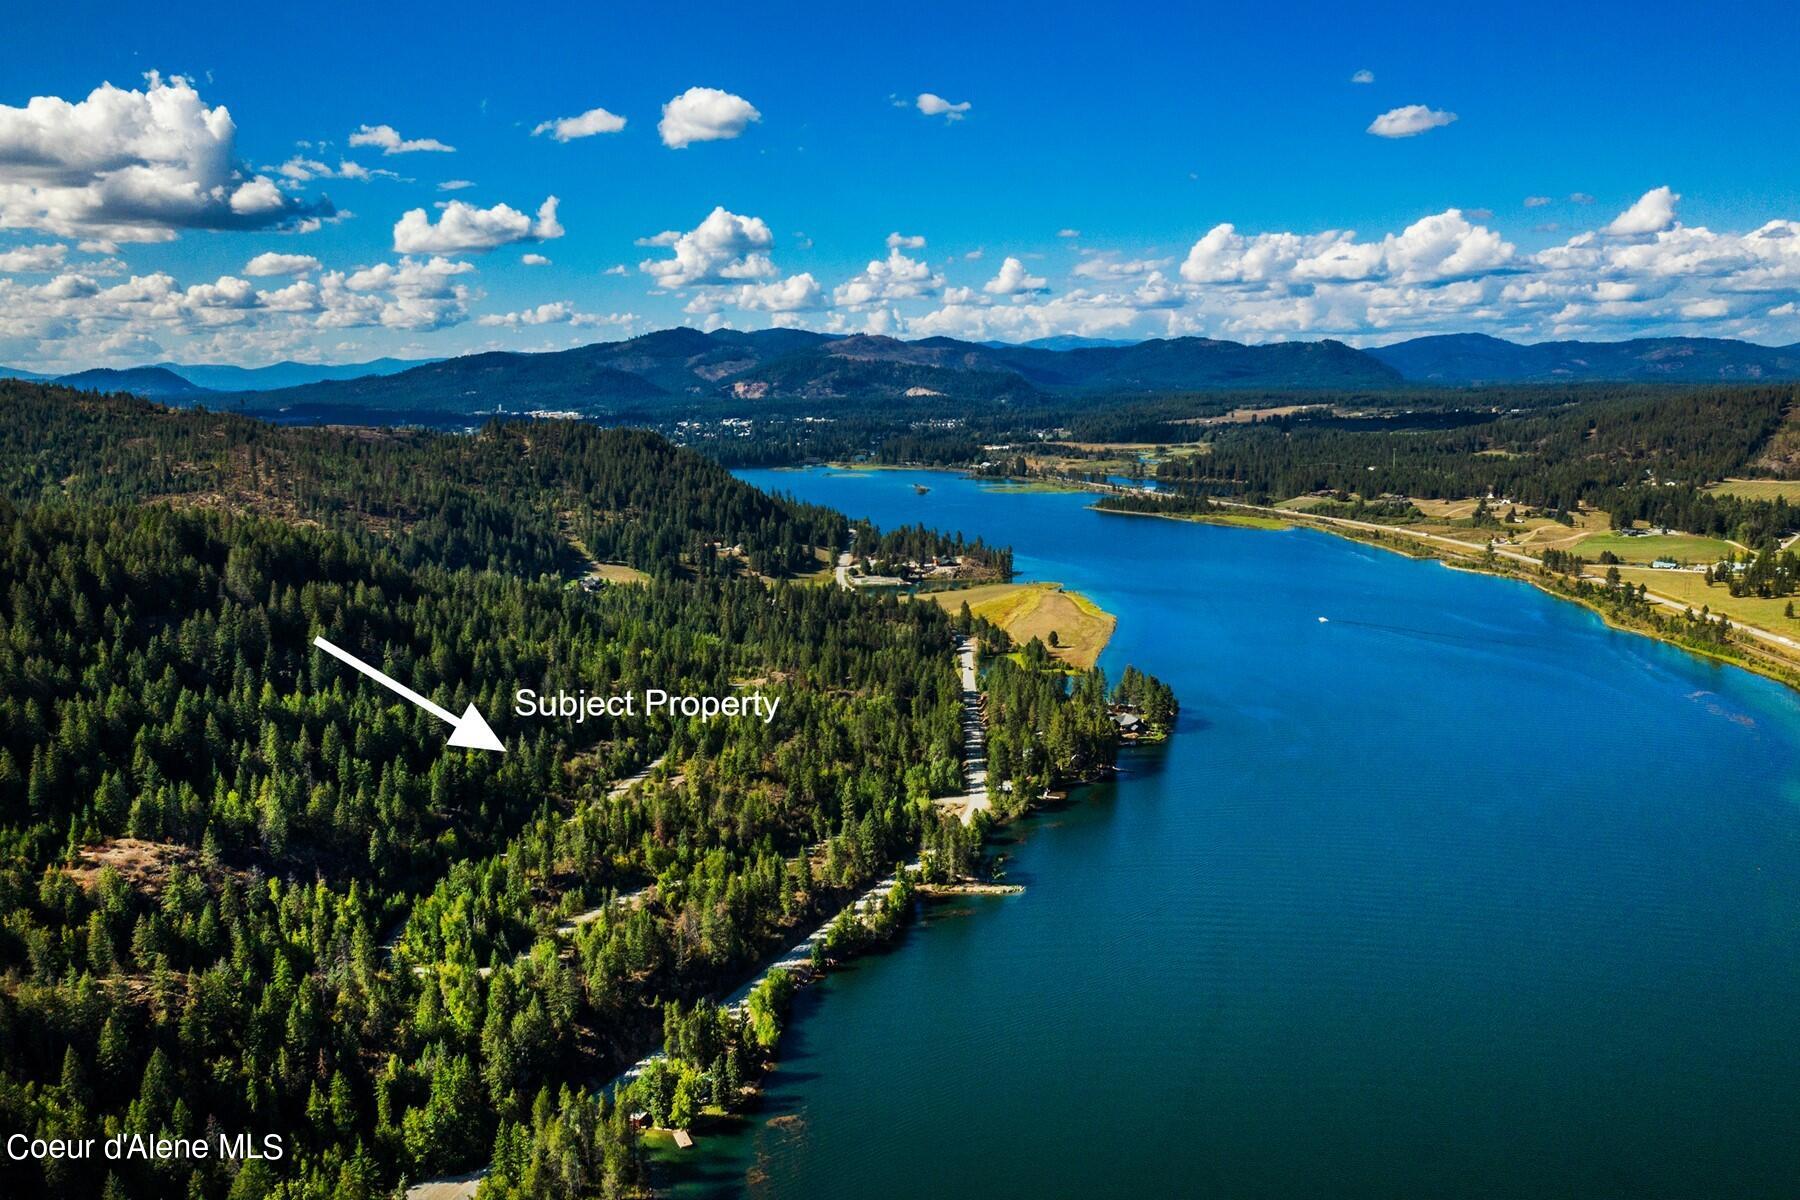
xmin=1651 ymin=558 xmax=1679 ymax=569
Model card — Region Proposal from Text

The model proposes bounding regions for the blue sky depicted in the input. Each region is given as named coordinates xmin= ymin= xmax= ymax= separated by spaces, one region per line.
xmin=3 ymin=0 xmax=1799 ymax=369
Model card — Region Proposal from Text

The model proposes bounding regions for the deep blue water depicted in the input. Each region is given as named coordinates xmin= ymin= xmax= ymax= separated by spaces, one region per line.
xmin=661 ymin=467 xmax=1800 ymax=1200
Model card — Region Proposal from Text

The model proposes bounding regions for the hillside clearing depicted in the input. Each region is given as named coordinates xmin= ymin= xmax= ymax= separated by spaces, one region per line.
xmin=1710 ymin=478 xmax=1800 ymax=502
xmin=922 ymin=581 xmax=1116 ymax=669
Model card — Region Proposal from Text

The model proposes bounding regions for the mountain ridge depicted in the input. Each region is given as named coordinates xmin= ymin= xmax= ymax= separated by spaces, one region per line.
xmin=202 ymin=330 xmax=1407 ymax=417
xmin=1366 ymin=333 xmax=1800 ymax=384
xmin=17 ymin=331 xmax=1800 ymax=417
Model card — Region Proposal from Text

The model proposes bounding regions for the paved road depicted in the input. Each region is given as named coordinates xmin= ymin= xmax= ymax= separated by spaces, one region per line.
xmin=939 ymin=636 xmax=991 ymax=825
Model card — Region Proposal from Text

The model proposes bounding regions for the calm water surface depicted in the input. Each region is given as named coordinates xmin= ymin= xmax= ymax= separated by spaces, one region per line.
xmin=659 ymin=468 xmax=1800 ymax=1200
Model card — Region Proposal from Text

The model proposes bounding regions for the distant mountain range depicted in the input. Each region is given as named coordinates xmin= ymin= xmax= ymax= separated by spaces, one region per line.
xmin=1365 ymin=333 xmax=1800 ymax=384
xmin=36 ymin=366 xmax=214 ymax=398
xmin=149 ymin=357 xmax=433 ymax=391
xmin=0 ymin=356 xmax=433 ymax=398
xmin=10 ymin=332 xmax=1799 ymax=419
xmin=184 ymin=329 xmax=1404 ymax=417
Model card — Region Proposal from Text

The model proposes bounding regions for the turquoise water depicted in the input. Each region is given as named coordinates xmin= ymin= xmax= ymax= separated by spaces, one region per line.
xmin=665 ymin=468 xmax=1800 ymax=1200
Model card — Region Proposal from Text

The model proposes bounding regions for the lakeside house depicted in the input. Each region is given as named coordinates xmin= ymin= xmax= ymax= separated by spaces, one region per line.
xmin=846 ymin=551 xmax=998 ymax=592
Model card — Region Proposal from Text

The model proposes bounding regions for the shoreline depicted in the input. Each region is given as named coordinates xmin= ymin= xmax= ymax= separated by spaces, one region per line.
xmin=1032 ymin=476 xmax=1800 ymax=694
xmin=1088 ymin=502 xmax=1292 ymax=531
xmin=796 ymin=461 xmax=1800 ymax=693
xmin=1279 ymin=515 xmax=1800 ymax=691
xmin=1155 ymin=496 xmax=1800 ymax=692
xmin=619 ymin=590 xmax=1156 ymax=1187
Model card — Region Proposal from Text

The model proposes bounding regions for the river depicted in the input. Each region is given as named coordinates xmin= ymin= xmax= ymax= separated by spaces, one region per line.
xmin=655 ymin=466 xmax=1800 ymax=1200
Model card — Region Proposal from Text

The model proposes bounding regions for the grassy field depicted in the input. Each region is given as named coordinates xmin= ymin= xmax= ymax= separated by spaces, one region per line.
xmin=1196 ymin=511 xmax=1289 ymax=530
xmin=587 ymin=563 xmax=651 ymax=584
xmin=1511 ymin=512 xmax=1612 ymax=549
xmin=1098 ymin=503 xmax=1289 ymax=530
xmin=921 ymin=581 xmax=1116 ymax=669
xmin=978 ymin=479 xmax=1088 ymax=494
xmin=1710 ymin=478 xmax=1800 ymax=501
xmin=1410 ymin=497 xmax=1483 ymax=520
xmin=1571 ymin=531 xmax=1741 ymax=565
xmin=1614 ymin=567 xmax=1798 ymax=635
xmin=1028 ymin=441 xmax=1209 ymax=478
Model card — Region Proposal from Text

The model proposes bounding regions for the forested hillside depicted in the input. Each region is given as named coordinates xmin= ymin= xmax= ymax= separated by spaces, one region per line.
xmin=198 ymin=329 xmax=1402 ymax=421
xmin=0 ymin=383 xmax=1059 ymax=1199
xmin=0 ymin=381 xmax=851 ymax=579
xmin=1150 ymin=384 xmax=1799 ymax=542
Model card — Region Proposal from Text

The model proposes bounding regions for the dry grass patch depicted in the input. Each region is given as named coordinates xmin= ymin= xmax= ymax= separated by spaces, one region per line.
xmin=63 ymin=838 xmax=241 ymax=896
xmin=923 ymin=581 xmax=1116 ymax=669
xmin=1710 ymin=478 xmax=1800 ymax=502
xmin=589 ymin=563 xmax=651 ymax=584
xmin=1614 ymin=568 xmax=1800 ymax=652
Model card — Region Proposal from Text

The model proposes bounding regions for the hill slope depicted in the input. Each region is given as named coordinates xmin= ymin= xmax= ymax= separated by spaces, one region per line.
xmin=46 ymin=331 xmax=1800 ymax=419
xmin=52 ymin=365 xmax=213 ymax=398
xmin=218 ymin=329 xmax=1403 ymax=418
xmin=1369 ymin=334 xmax=1800 ymax=384
xmin=153 ymin=356 xmax=434 ymax=391
xmin=0 ymin=378 xmax=841 ymax=577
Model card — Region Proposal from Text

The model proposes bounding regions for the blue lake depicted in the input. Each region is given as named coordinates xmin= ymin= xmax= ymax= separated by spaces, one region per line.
xmin=660 ymin=467 xmax=1800 ymax=1199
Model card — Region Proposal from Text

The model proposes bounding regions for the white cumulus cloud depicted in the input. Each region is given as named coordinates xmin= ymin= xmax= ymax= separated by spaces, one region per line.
xmin=1179 ymin=210 xmax=1512 ymax=287
xmin=228 ymin=176 xmax=285 ymax=215
xmin=658 ymin=88 xmax=760 ymax=149
xmin=348 ymin=124 xmax=454 ymax=155
xmin=392 ymin=196 xmax=563 ymax=254
xmin=639 ymin=206 xmax=775 ymax=288
xmin=1072 ymin=255 xmax=1171 ymax=281
xmin=533 ymin=107 xmax=627 ymax=142
xmin=728 ymin=273 xmax=824 ymax=312
xmin=0 ymin=242 xmax=67 ymax=272
xmin=984 ymin=256 xmax=1049 ymax=296
xmin=1367 ymin=105 xmax=1458 ymax=138
xmin=916 ymin=93 xmax=971 ymax=120
xmin=274 ymin=156 xmax=395 ymax=183
xmin=1605 ymin=186 xmax=1679 ymax=236
xmin=479 ymin=302 xmax=576 ymax=327
xmin=243 ymin=252 xmax=320 ymax=276
xmin=833 ymin=246 xmax=941 ymax=308
xmin=479 ymin=303 xmax=633 ymax=329
xmin=0 ymin=72 xmax=330 ymax=242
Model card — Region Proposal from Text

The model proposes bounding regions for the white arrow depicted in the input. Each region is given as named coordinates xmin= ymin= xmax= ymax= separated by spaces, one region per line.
xmin=312 ymin=635 xmax=506 ymax=753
